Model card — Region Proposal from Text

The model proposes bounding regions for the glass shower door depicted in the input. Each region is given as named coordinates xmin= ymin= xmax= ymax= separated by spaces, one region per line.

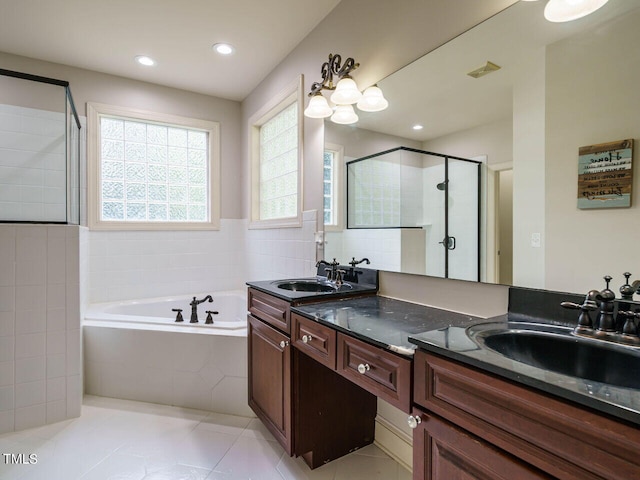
xmin=445 ymin=158 xmax=480 ymax=281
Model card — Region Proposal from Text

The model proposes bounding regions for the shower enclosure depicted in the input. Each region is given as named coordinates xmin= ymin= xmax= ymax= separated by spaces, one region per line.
xmin=346 ymin=147 xmax=481 ymax=281
xmin=0 ymin=69 xmax=81 ymax=224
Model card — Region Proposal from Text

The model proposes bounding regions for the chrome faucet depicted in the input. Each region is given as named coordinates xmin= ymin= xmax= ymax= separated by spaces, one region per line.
xmin=190 ymin=295 xmax=213 ymax=323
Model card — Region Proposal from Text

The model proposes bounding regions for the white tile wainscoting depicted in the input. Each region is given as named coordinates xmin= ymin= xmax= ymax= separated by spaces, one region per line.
xmin=0 ymin=225 xmax=85 ymax=434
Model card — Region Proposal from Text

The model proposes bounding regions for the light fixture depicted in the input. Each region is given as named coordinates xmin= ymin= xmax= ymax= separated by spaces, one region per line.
xmin=304 ymin=93 xmax=333 ymax=118
xmin=331 ymin=105 xmax=359 ymax=125
xmin=544 ymin=0 xmax=609 ymax=22
xmin=304 ymin=53 xmax=388 ymax=125
xmin=357 ymin=85 xmax=389 ymax=112
xmin=135 ymin=55 xmax=156 ymax=67
xmin=212 ymin=43 xmax=235 ymax=55
xmin=330 ymin=76 xmax=362 ymax=105
xmin=412 ymin=124 xmax=424 ymax=131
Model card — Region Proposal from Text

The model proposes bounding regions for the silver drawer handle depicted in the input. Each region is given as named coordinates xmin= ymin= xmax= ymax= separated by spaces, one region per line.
xmin=302 ymin=334 xmax=313 ymax=344
xmin=407 ymin=415 xmax=422 ymax=429
xmin=279 ymin=340 xmax=289 ymax=348
xmin=357 ymin=363 xmax=370 ymax=374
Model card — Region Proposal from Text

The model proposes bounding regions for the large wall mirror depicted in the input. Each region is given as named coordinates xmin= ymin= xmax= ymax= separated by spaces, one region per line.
xmin=323 ymin=0 xmax=640 ymax=295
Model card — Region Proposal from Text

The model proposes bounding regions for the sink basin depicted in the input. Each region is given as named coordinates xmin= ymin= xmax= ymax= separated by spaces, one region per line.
xmin=275 ymin=280 xmax=347 ymax=293
xmin=469 ymin=324 xmax=640 ymax=389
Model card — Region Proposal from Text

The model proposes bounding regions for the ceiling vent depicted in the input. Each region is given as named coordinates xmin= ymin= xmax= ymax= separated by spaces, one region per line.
xmin=467 ymin=61 xmax=501 ymax=79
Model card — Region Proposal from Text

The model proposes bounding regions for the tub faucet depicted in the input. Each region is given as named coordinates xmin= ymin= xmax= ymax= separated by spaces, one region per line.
xmin=190 ymin=295 xmax=213 ymax=323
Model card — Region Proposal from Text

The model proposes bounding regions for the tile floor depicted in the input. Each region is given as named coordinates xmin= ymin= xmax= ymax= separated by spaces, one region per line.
xmin=0 ymin=396 xmax=412 ymax=480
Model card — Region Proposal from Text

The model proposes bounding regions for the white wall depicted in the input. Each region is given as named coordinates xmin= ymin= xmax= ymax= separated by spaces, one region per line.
xmin=0 ymin=225 xmax=83 ymax=434
xmin=545 ymin=10 xmax=640 ymax=293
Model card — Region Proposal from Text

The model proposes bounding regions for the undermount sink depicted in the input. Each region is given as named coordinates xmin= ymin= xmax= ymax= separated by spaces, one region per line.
xmin=468 ymin=323 xmax=640 ymax=389
xmin=275 ymin=279 xmax=351 ymax=293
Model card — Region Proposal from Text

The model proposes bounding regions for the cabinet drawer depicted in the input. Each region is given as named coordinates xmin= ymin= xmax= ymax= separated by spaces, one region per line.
xmin=415 ymin=351 xmax=640 ymax=480
xmin=248 ymin=288 xmax=290 ymax=334
xmin=337 ymin=333 xmax=411 ymax=412
xmin=291 ymin=313 xmax=336 ymax=369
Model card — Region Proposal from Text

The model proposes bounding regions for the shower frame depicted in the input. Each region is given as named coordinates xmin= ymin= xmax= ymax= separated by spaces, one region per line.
xmin=0 ymin=68 xmax=81 ymax=225
xmin=345 ymin=146 xmax=482 ymax=281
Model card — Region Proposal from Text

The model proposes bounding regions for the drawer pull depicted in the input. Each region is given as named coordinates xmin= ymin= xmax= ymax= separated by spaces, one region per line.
xmin=407 ymin=415 xmax=422 ymax=429
xmin=357 ymin=363 xmax=370 ymax=374
xmin=279 ymin=340 xmax=289 ymax=348
xmin=302 ymin=334 xmax=313 ymax=344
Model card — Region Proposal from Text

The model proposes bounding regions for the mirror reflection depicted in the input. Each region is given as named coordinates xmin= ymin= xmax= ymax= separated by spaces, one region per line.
xmin=323 ymin=0 xmax=640 ymax=294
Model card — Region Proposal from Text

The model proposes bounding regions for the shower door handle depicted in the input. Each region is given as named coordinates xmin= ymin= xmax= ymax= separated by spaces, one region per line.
xmin=439 ymin=236 xmax=456 ymax=250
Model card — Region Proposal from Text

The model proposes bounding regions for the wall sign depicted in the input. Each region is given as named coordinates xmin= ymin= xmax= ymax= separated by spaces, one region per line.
xmin=577 ymin=139 xmax=634 ymax=209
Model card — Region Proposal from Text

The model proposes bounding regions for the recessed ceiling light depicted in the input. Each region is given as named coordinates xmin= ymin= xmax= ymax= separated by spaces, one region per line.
xmin=212 ymin=43 xmax=235 ymax=55
xmin=135 ymin=55 xmax=156 ymax=67
xmin=412 ymin=124 xmax=424 ymax=130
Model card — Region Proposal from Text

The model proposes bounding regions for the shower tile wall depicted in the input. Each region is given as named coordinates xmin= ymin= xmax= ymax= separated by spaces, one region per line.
xmin=0 ymin=105 xmax=67 ymax=222
xmin=0 ymin=224 xmax=84 ymax=434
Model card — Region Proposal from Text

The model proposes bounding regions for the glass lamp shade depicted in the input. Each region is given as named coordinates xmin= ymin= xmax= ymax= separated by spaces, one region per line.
xmin=330 ymin=77 xmax=362 ymax=105
xmin=331 ymin=104 xmax=359 ymax=125
xmin=357 ymin=85 xmax=389 ymax=112
xmin=544 ymin=0 xmax=609 ymax=22
xmin=304 ymin=93 xmax=333 ymax=118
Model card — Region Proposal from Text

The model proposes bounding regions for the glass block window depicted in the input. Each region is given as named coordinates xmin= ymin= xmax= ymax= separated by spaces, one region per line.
xmin=88 ymin=103 xmax=220 ymax=230
xmin=324 ymin=149 xmax=341 ymax=226
xmin=348 ymin=157 xmax=401 ymax=228
xmin=249 ymin=76 xmax=302 ymax=228
xmin=258 ymin=102 xmax=298 ymax=221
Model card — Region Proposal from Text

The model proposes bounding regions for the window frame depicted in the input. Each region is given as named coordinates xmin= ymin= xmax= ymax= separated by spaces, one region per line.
xmin=323 ymin=143 xmax=345 ymax=232
xmin=249 ymin=76 xmax=304 ymax=229
xmin=87 ymin=102 xmax=220 ymax=231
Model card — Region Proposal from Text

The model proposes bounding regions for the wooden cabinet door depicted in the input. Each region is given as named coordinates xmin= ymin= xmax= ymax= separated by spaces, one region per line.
xmin=412 ymin=408 xmax=552 ymax=480
xmin=248 ymin=314 xmax=292 ymax=454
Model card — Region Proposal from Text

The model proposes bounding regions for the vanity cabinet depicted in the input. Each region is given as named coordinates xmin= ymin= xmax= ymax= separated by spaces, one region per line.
xmin=247 ymin=288 xmax=377 ymax=469
xmin=412 ymin=350 xmax=640 ymax=480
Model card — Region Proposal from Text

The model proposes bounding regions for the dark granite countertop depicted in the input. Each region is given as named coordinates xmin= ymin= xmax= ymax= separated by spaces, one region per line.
xmin=409 ymin=315 xmax=640 ymax=427
xmin=291 ymin=296 xmax=481 ymax=356
xmin=247 ymin=278 xmax=378 ymax=302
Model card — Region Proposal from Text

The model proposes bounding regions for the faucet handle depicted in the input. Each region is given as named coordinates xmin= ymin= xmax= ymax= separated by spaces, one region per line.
xmin=561 ymin=300 xmax=596 ymax=332
xmin=171 ymin=309 xmax=184 ymax=323
xmin=205 ymin=310 xmax=218 ymax=325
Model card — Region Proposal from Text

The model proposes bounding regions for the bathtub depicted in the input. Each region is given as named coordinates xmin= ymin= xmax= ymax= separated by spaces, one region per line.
xmin=83 ymin=290 xmax=253 ymax=417
xmin=84 ymin=290 xmax=247 ymax=334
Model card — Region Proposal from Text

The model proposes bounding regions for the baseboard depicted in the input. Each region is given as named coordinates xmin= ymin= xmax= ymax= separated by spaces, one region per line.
xmin=374 ymin=414 xmax=413 ymax=473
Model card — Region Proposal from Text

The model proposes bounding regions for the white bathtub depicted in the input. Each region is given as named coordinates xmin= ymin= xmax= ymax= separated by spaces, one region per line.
xmin=84 ymin=290 xmax=247 ymax=334
xmin=83 ymin=290 xmax=253 ymax=417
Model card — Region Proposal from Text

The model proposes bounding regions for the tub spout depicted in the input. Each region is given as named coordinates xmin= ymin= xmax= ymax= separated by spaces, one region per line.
xmin=190 ymin=295 xmax=214 ymax=323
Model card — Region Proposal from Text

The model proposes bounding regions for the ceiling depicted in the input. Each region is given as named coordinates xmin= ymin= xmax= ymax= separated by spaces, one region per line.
xmin=0 ymin=0 xmax=341 ymax=101
xmin=354 ymin=0 xmax=636 ymax=142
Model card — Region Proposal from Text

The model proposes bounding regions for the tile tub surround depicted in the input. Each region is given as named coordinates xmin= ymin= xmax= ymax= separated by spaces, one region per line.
xmin=0 ymin=396 xmax=412 ymax=480
xmin=0 ymin=225 xmax=84 ymax=435
xmin=83 ymin=325 xmax=252 ymax=417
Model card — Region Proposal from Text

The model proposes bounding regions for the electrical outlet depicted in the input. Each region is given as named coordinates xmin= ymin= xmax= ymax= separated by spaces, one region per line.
xmin=531 ymin=232 xmax=541 ymax=248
